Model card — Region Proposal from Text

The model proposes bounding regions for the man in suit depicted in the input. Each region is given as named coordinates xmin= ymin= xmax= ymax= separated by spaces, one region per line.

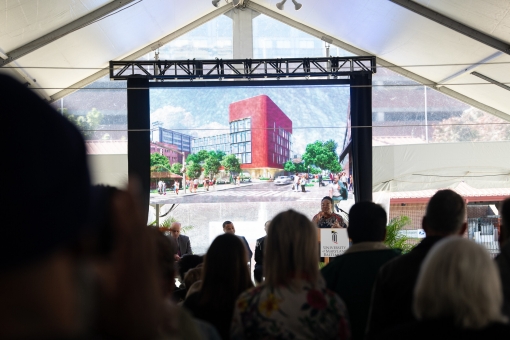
xmin=223 ymin=221 xmax=253 ymax=261
xmin=254 ymin=220 xmax=271 ymax=284
xmin=496 ymin=198 xmax=510 ymax=318
xmin=169 ymin=222 xmax=192 ymax=261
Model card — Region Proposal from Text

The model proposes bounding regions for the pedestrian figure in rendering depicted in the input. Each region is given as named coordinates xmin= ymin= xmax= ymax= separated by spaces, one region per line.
xmin=162 ymin=181 xmax=167 ymax=195
xmin=158 ymin=180 xmax=164 ymax=194
xmin=293 ymin=173 xmax=300 ymax=192
xmin=301 ymin=174 xmax=307 ymax=192
xmin=174 ymin=180 xmax=179 ymax=195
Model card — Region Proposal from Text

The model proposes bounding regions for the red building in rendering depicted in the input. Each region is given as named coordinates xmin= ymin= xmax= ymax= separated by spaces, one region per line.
xmin=229 ymin=95 xmax=292 ymax=176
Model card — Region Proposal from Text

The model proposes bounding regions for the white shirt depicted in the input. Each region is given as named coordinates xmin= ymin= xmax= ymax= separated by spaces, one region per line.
xmin=329 ymin=181 xmax=341 ymax=197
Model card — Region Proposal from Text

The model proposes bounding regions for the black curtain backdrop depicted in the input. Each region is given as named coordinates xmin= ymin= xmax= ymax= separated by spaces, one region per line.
xmin=127 ymin=78 xmax=150 ymax=218
xmin=350 ymin=74 xmax=373 ymax=202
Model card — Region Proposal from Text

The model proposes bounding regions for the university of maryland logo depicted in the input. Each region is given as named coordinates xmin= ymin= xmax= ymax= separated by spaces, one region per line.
xmin=331 ymin=230 xmax=338 ymax=244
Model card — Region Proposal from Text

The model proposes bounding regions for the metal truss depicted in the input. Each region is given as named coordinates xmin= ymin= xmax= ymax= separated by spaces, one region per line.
xmin=109 ymin=56 xmax=376 ymax=81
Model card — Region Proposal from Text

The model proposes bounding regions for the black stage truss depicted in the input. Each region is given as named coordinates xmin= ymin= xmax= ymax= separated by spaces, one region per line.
xmin=109 ymin=56 xmax=376 ymax=80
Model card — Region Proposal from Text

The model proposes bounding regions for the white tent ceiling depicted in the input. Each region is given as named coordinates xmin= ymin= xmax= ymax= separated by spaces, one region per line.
xmin=0 ymin=0 xmax=508 ymax=119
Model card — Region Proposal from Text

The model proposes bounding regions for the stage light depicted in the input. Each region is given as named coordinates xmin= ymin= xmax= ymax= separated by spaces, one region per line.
xmin=292 ymin=0 xmax=302 ymax=10
xmin=276 ymin=0 xmax=287 ymax=10
xmin=212 ymin=0 xmax=221 ymax=7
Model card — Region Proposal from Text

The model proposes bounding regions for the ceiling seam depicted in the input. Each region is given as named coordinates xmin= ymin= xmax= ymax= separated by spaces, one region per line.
xmin=247 ymin=1 xmax=510 ymax=123
xmin=0 ymin=0 xmax=139 ymax=67
xmin=49 ymin=4 xmax=232 ymax=102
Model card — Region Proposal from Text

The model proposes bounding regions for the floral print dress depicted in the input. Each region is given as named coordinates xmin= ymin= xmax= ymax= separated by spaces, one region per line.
xmin=231 ymin=279 xmax=350 ymax=340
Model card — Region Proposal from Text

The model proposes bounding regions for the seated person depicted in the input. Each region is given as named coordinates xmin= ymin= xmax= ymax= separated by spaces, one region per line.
xmin=223 ymin=221 xmax=253 ymax=261
xmin=183 ymin=234 xmax=253 ymax=339
xmin=321 ymin=202 xmax=400 ymax=340
xmin=376 ymin=237 xmax=510 ymax=339
xmin=231 ymin=210 xmax=350 ymax=340
xmin=496 ymin=197 xmax=510 ymax=318
xmin=169 ymin=222 xmax=192 ymax=261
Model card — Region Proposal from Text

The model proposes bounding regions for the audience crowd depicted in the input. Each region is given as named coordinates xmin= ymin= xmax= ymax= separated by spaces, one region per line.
xmin=2 ymin=73 xmax=510 ymax=339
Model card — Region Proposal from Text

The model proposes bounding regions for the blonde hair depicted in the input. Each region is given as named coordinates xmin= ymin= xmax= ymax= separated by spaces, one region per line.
xmin=414 ymin=237 xmax=506 ymax=329
xmin=264 ymin=210 xmax=319 ymax=288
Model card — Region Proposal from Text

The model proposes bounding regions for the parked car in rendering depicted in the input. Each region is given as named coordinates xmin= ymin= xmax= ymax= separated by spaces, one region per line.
xmin=274 ymin=176 xmax=292 ymax=185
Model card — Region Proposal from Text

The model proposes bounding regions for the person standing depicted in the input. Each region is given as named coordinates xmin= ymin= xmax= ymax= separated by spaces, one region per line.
xmin=204 ymin=178 xmax=210 ymax=191
xmin=254 ymin=221 xmax=271 ymax=284
xmin=193 ymin=178 xmax=199 ymax=193
xmin=329 ymin=175 xmax=344 ymax=211
xmin=174 ymin=180 xmax=179 ymax=195
xmin=223 ymin=221 xmax=252 ymax=261
xmin=293 ymin=173 xmax=300 ymax=192
xmin=158 ymin=180 xmax=164 ymax=195
xmin=169 ymin=222 xmax=192 ymax=262
xmin=301 ymin=174 xmax=307 ymax=192
xmin=162 ymin=181 xmax=167 ymax=195
xmin=321 ymin=202 xmax=400 ymax=340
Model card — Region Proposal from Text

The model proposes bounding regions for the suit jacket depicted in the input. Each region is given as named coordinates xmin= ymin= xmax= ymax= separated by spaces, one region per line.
xmin=238 ymin=235 xmax=253 ymax=261
xmin=321 ymin=244 xmax=400 ymax=340
xmin=496 ymin=242 xmax=510 ymax=318
xmin=366 ymin=236 xmax=443 ymax=339
xmin=177 ymin=235 xmax=192 ymax=257
xmin=254 ymin=236 xmax=266 ymax=269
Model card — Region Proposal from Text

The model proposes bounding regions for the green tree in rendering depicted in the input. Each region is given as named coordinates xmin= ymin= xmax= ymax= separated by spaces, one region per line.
xmin=170 ymin=162 xmax=183 ymax=175
xmin=284 ymin=160 xmax=306 ymax=173
xmin=64 ymin=108 xmax=104 ymax=139
xmin=221 ymin=154 xmax=241 ymax=180
xmin=302 ymin=140 xmax=341 ymax=173
xmin=186 ymin=150 xmax=210 ymax=165
xmin=150 ymin=152 xmax=170 ymax=172
xmin=186 ymin=161 xmax=202 ymax=180
xmin=209 ymin=150 xmax=226 ymax=162
xmin=204 ymin=156 xmax=222 ymax=179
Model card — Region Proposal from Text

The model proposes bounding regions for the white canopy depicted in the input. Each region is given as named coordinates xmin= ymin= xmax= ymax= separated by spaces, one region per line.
xmin=0 ymin=0 xmax=508 ymax=121
xmin=373 ymin=141 xmax=510 ymax=192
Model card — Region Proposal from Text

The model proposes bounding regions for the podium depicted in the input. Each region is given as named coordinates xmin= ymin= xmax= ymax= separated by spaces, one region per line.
xmin=318 ymin=228 xmax=349 ymax=264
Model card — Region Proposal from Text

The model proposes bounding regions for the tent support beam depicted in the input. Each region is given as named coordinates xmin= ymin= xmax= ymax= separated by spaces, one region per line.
xmin=247 ymin=1 xmax=510 ymax=122
xmin=49 ymin=4 xmax=232 ymax=102
xmin=436 ymin=51 xmax=503 ymax=87
xmin=390 ymin=0 xmax=510 ymax=55
xmin=0 ymin=0 xmax=138 ymax=67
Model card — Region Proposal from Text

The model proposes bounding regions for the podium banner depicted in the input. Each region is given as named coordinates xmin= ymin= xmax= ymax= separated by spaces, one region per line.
xmin=320 ymin=228 xmax=349 ymax=257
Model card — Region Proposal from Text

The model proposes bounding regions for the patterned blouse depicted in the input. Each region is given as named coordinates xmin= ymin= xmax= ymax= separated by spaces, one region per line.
xmin=231 ymin=279 xmax=350 ymax=340
xmin=312 ymin=212 xmax=347 ymax=229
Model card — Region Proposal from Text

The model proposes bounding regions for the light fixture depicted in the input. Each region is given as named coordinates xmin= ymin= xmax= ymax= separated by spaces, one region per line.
xmin=213 ymin=0 xmax=245 ymax=8
xmin=276 ymin=0 xmax=287 ymax=10
xmin=292 ymin=0 xmax=302 ymax=10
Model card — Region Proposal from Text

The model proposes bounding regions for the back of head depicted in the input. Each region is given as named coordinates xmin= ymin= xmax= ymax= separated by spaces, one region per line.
xmin=425 ymin=190 xmax=466 ymax=235
xmin=414 ymin=237 xmax=505 ymax=329
xmin=178 ymin=254 xmax=203 ymax=280
xmin=184 ymin=267 xmax=202 ymax=290
xmin=1 ymin=74 xmax=90 ymax=271
xmin=200 ymin=233 xmax=252 ymax=305
xmin=348 ymin=202 xmax=387 ymax=243
xmin=265 ymin=209 xmax=318 ymax=287
xmin=150 ymin=228 xmax=176 ymax=290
